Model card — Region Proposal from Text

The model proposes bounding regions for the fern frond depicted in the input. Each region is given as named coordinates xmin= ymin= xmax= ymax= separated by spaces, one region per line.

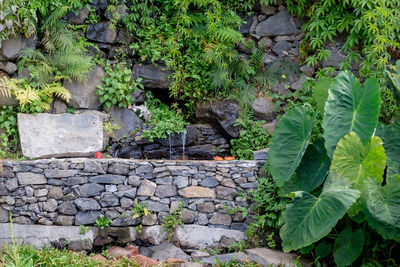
xmin=215 ymin=27 xmax=244 ymax=44
xmin=40 ymin=83 xmax=71 ymax=103
xmin=7 ymin=79 xmax=41 ymax=108
xmin=41 ymin=6 xmax=71 ymax=31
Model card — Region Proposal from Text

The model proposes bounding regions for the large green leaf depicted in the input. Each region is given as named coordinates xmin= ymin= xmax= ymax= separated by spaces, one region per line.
xmin=362 ymin=175 xmax=400 ymax=229
xmin=269 ymin=107 xmax=317 ymax=187
xmin=376 ymin=123 xmax=400 ymax=177
xmin=323 ymin=71 xmax=380 ymax=158
xmin=313 ymin=78 xmax=331 ymax=117
xmin=330 ymin=132 xmax=386 ymax=186
xmin=280 ymin=187 xmax=360 ymax=252
xmin=333 ymin=227 xmax=364 ymax=267
xmin=281 ymin=138 xmax=330 ymax=194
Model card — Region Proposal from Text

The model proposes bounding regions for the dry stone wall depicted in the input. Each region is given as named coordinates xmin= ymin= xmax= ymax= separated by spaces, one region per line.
xmin=0 ymin=158 xmax=261 ymax=232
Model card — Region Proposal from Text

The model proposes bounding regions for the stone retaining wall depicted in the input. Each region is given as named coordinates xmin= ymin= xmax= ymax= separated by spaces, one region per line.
xmin=0 ymin=159 xmax=260 ymax=232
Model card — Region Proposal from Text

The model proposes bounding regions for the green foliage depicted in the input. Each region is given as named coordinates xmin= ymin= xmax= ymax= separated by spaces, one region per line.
xmin=141 ymin=93 xmax=188 ymax=141
xmin=0 ymin=105 xmax=20 ymax=159
xmin=268 ymin=70 xmax=400 ymax=265
xmin=97 ymin=62 xmax=143 ymax=110
xmin=269 ymin=106 xmax=316 ymax=187
xmin=94 ymin=215 xmax=112 ymax=229
xmin=246 ymin=173 xmax=288 ymax=248
xmin=230 ymin=112 xmax=270 ymax=160
xmin=323 ymin=71 xmax=381 ymax=159
xmin=131 ymin=202 xmax=150 ymax=219
xmin=78 ymin=225 xmax=90 ymax=235
xmin=161 ymin=202 xmax=184 ymax=240
xmin=0 ymin=0 xmax=88 ymax=39
xmin=312 ymin=78 xmax=331 ymax=118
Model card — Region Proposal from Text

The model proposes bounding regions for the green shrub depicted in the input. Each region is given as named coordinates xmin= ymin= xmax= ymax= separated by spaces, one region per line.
xmin=0 ymin=105 xmax=21 ymax=159
xmin=141 ymin=93 xmax=188 ymax=141
xmin=230 ymin=112 xmax=270 ymax=160
xmin=94 ymin=215 xmax=112 ymax=229
xmin=97 ymin=62 xmax=143 ymax=110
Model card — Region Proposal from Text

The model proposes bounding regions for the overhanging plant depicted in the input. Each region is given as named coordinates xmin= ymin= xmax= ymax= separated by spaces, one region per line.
xmin=268 ymin=70 xmax=400 ymax=266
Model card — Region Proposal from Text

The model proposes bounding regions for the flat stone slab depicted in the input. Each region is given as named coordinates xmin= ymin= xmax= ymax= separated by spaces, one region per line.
xmin=18 ymin=113 xmax=105 ymax=158
xmin=0 ymin=223 xmax=94 ymax=249
xmin=246 ymin=248 xmax=310 ymax=267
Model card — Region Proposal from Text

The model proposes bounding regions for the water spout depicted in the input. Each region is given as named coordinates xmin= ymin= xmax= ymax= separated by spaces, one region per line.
xmin=181 ymin=130 xmax=187 ymax=158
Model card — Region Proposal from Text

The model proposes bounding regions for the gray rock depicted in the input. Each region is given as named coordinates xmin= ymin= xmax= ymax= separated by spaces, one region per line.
xmin=116 ymin=28 xmax=132 ymax=45
xmin=136 ymin=165 xmax=154 ymax=174
xmin=99 ymin=193 xmax=119 ymax=207
xmin=0 ymin=224 xmax=94 ymax=249
xmin=65 ymin=176 xmax=88 ymax=185
xmin=231 ymin=223 xmax=247 ymax=232
xmin=16 ymin=173 xmax=46 ymax=185
xmin=251 ymin=96 xmax=275 ymax=121
xmin=1 ymin=35 xmax=36 ymax=60
xmin=48 ymin=187 xmax=63 ymax=200
xmin=199 ymin=177 xmax=219 ymax=188
xmin=202 ymin=252 xmax=247 ymax=265
xmin=197 ymin=213 xmax=208 ymax=225
xmin=174 ymin=225 xmax=246 ymax=249
xmin=197 ymin=202 xmax=215 ymax=213
xmin=196 ymin=100 xmax=240 ymax=138
xmin=105 ymin=4 xmax=129 ymax=21
xmin=322 ymin=48 xmax=345 ymax=68
xmin=86 ymin=22 xmax=116 ymax=43
xmin=135 ymin=225 xmax=168 ymax=245
xmin=148 ymin=241 xmax=191 ymax=262
xmin=111 ymin=212 xmax=140 ymax=226
xmin=261 ymin=5 xmax=277 ymax=15
xmin=74 ymin=198 xmax=101 ymax=211
xmin=5 ymin=178 xmax=18 ymax=191
xmin=146 ymin=201 xmax=169 ymax=212
xmin=89 ymin=174 xmax=125 ymax=184
xmin=256 ymin=10 xmax=299 ymax=37
xmin=83 ymin=161 xmax=105 ymax=174
xmin=58 ymin=201 xmax=77 ymax=215
xmin=3 ymin=62 xmax=17 ymax=75
xmin=0 ymin=93 xmax=18 ymax=106
xmin=137 ymin=179 xmax=157 ymax=196
xmin=142 ymin=213 xmax=157 ymax=226
xmin=18 ymin=113 xmax=105 ymax=158
xmin=216 ymin=186 xmax=237 ymax=201
xmin=0 ymin=207 xmax=9 ymax=223
xmin=117 ymin=188 xmax=137 ymax=198
xmin=120 ymin=197 xmax=133 ymax=208
xmin=132 ymin=64 xmax=172 ymax=89
xmin=74 ymin=183 xmax=104 ymax=197
xmin=43 ymin=199 xmax=58 ymax=212
xmin=127 ymin=176 xmax=141 ymax=187
xmin=246 ymin=248 xmax=307 ymax=267
xmin=68 ymin=239 xmax=93 ymax=251
xmin=174 ymin=176 xmax=189 ymax=188
xmin=92 ymin=0 xmax=108 ymax=10
xmin=300 ymin=64 xmax=315 ymax=77
xmin=240 ymin=15 xmax=257 ymax=35
xmin=209 ymin=213 xmax=232 ymax=226
xmin=105 ymin=184 xmax=118 ymax=192
xmin=155 ymin=184 xmax=177 ymax=198
xmin=272 ymin=41 xmax=291 ymax=55
xmin=44 ymin=169 xmax=78 ymax=178
xmin=180 ymin=209 xmax=198 ymax=224
xmin=75 ymin=210 xmax=102 ymax=225
xmin=52 ymin=100 xmax=67 ymax=114
xmin=64 ymin=7 xmax=89 ymax=24
xmin=54 ymin=215 xmax=74 ymax=226
xmin=253 ymin=148 xmax=269 ymax=161
xmin=109 ymin=106 xmax=142 ymax=141
xmin=63 ymin=66 xmax=105 ymax=109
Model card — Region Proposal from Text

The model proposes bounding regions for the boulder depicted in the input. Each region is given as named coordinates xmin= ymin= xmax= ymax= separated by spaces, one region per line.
xmin=2 ymin=62 xmax=17 ymax=75
xmin=18 ymin=113 xmax=106 ymax=158
xmin=109 ymin=106 xmax=142 ymax=141
xmin=64 ymin=7 xmax=90 ymax=24
xmin=91 ymin=0 xmax=108 ymax=10
xmin=0 ymin=93 xmax=18 ymax=106
xmin=86 ymin=22 xmax=116 ymax=43
xmin=240 ymin=15 xmax=257 ymax=35
xmin=253 ymin=148 xmax=269 ymax=161
xmin=132 ymin=64 xmax=172 ymax=89
xmin=322 ymin=47 xmax=345 ymax=68
xmin=246 ymin=248 xmax=310 ymax=266
xmin=255 ymin=10 xmax=299 ymax=37
xmin=147 ymin=241 xmax=191 ymax=262
xmin=251 ymin=96 xmax=275 ymax=121
xmin=1 ymin=35 xmax=36 ymax=60
xmin=63 ymin=66 xmax=105 ymax=109
xmin=272 ymin=41 xmax=291 ymax=56
xmin=196 ymin=100 xmax=240 ymax=138
xmin=106 ymin=245 xmax=139 ymax=259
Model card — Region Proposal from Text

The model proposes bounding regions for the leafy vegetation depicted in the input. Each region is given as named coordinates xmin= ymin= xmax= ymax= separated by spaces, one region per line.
xmin=0 ymin=105 xmax=20 ymax=159
xmin=97 ymin=62 xmax=143 ymax=110
xmin=269 ymin=71 xmax=400 ymax=265
xmin=141 ymin=93 xmax=188 ymax=141
xmin=230 ymin=111 xmax=270 ymax=160
xmin=94 ymin=215 xmax=112 ymax=229
xmin=161 ymin=201 xmax=184 ymax=240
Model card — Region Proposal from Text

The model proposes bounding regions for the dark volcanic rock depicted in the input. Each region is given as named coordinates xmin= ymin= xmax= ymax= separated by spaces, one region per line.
xmin=86 ymin=22 xmax=116 ymax=44
xmin=132 ymin=64 xmax=172 ymax=89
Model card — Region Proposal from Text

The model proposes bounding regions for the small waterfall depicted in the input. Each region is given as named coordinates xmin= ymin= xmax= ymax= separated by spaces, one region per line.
xmin=181 ymin=130 xmax=187 ymax=159
xmin=169 ymin=135 xmax=173 ymax=160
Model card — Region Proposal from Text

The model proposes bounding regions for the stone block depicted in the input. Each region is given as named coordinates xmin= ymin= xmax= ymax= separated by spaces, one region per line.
xmin=18 ymin=113 xmax=106 ymax=158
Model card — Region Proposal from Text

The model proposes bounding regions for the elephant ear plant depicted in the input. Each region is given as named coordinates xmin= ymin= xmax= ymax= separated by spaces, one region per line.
xmin=268 ymin=70 xmax=400 ymax=266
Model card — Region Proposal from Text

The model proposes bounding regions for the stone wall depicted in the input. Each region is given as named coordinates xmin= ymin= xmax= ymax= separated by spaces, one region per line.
xmin=0 ymin=158 xmax=260 ymax=232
